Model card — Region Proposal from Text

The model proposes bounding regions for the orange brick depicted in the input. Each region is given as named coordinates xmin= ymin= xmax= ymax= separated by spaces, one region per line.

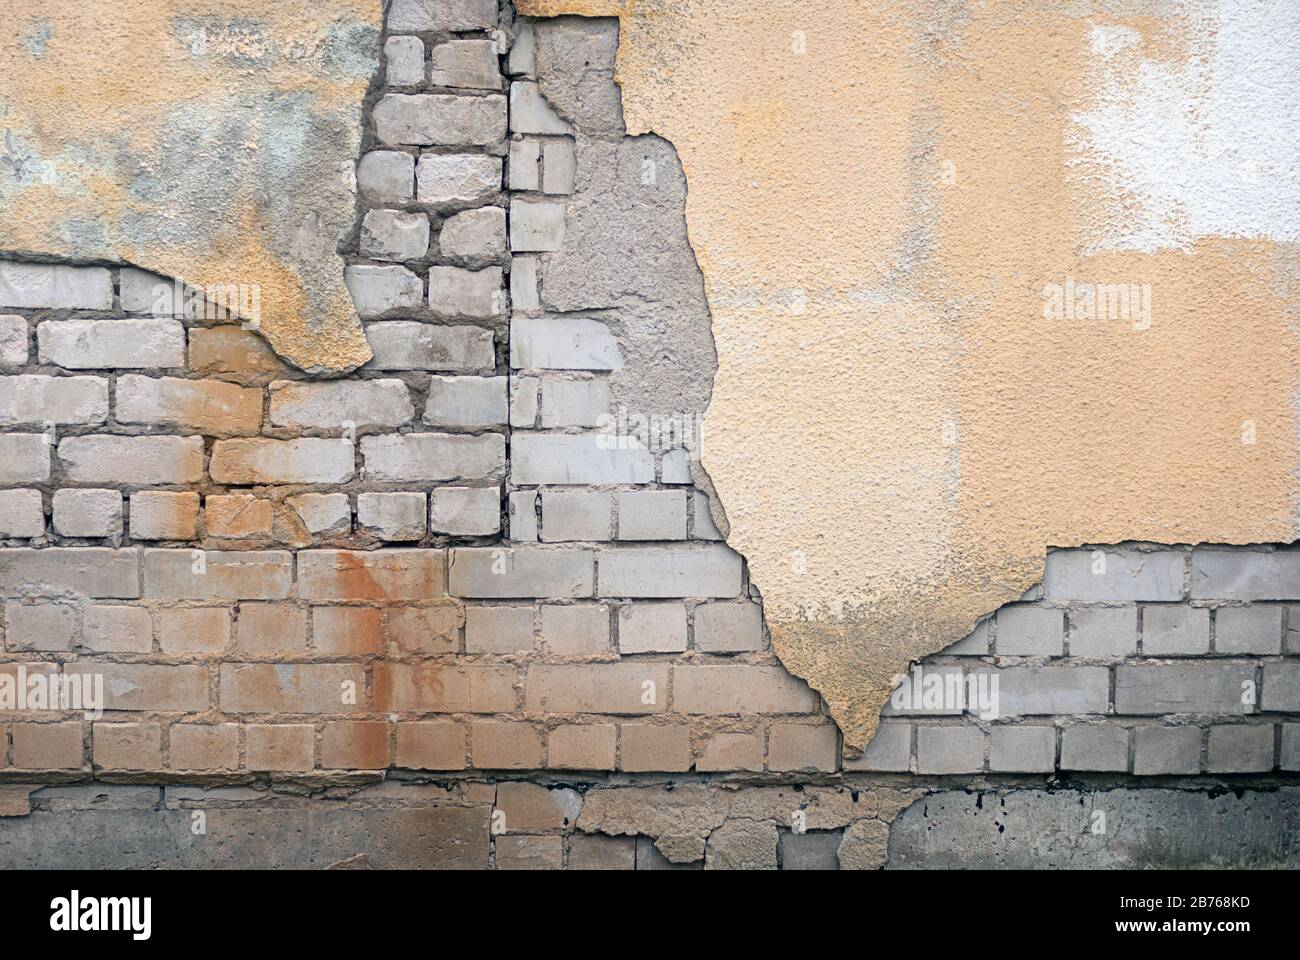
xmin=205 ymin=495 xmax=274 ymax=539
xmin=524 ymin=663 xmax=668 ymax=715
xmin=619 ymin=721 xmax=691 ymax=772
xmin=298 ymin=550 xmax=445 ymax=601
xmin=547 ymin=723 xmax=616 ymax=770
xmin=168 ymin=723 xmax=239 ymax=771
xmin=188 ymin=326 xmax=284 ymax=375
xmin=496 ymin=835 xmax=563 ymax=870
xmin=395 ymin=721 xmax=466 ymax=770
xmin=64 ymin=663 xmax=208 ymax=711
xmin=12 ymin=722 xmax=84 ymax=770
xmin=220 ymin=663 xmax=365 ymax=714
xmin=93 ymin=722 xmax=162 ymax=770
xmin=234 ymin=603 xmax=307 ymax=656
xmin=245 ymin=724 xmax=314 ymax=771
xmin=321 ymin=720 xmax=390 ymax=769
xmin=312 ymin=606 xmax=383 ymax=656
xmin=496 ymin=782 xmax=582 ymax=831
xmin=768 ymin=722 xmax=839 ymax=773
xmin=696 ymin=728 xmax=765 ymax=772
xmin=471 ymin=720 xmax=542 ymax=769
xmin=373 ymin=662 xmax=516 ymax=713
xmin=158 ymin=607 xmax=231 ymax=655
xmin=385 ymin=604 xmax=460 ymax=654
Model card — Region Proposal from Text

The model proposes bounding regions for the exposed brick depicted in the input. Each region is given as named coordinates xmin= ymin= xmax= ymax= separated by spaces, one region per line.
xmin=129 ymin=491 xmax=200 ymax=540
xmin=539 ymin=603 xmax=609 ymax=655
xmin=38 ymin=318 xmax=184 ymax=368
xmin=424 ymin=376 xmax=508 ymax=428
xmin=768 ymin=723 xmax=839 ymax=772
xmin=1115 ymin=663 xmax=1254 ymax=715
xmin=496 ymin=834 xmax=563 ymax=870
xmin=697 ymin=729 xmax=766 ymax=773
xmin=1068 ymin=606 xmax=1137 ymax=657
xmin=246 ymin=724 xmax=315 ymax=772
xmin=286 ymin=494 xmax=352 ymax=538
xmin=1132 ymin=725 xmax=1202 ymax=774
xmin=430 ymin=39 xmax=502 ymax=89
xmin=204 ymin=495 xmax=274 ymax=540
xmin=543 ymin=140 xmax=577 ymax=194
xmin=0 ymin=434 xmax=49 ymax=483
xmin=510 ymin=317 xmax=621 ymax=370
xmin=116 ymin=375 xmax=262 ymax=436
xmin=11 ymin=722 xmax=84 ymax=770
xmin=495 ymin=782 xmax=582 ymax=832
xmin=168 ymin=723 xmax=239 ymax=771
xmin=465 ymin=605 xmax=534 ymax=654
xmin=1192 ymin=548 xmax=1300 ymax=600
xmin=1282 ymin=724 xmax=1300 ymax=771
xmin=672 ymin=665 xmax=816 ymax=715
xmin=144 ymin=550 xmax=292 ymax=601
xmin=1060 ymin=725 xmax=1129 ymax=771
xmin=620 ymin=721 xmax=691 ymax=772
xmin=365 ymin=322 xmax=494 ymax=371
xmin=188 ymin=326 xmax=284 ymax=375
xmin=416 ymin=154 xmax=502 ymax=205
xmin=312 ymin=606 xmax=384 ymax=657
xmin=916 ymin=726 xmax=985 ymax=775
xmin=0 ymin=262 xmax=111 ymax=309
xmin=439 ymin=206 xmax=507 ymax=261
xmin=357 ymin=492 xmax=428 ymax=541
xmin=64 ymin=663 xmax=208 ymax=712
xmin=1215 ymin=605 xmax=1283 ymax=654
xmin=82 ymin=605 xmax=152 ymax=654
xmin=780 ymin=831 xmax=842 ymax=871
xmin=538 ymin=376 xmax=609 ymax=428
xmin=385 ymin=605 xmax=461 ymax=655
xmin=358 ymin=150 xmax=416 ymax=204
xmin=430 ymin=486 xmax=501 ymax=536
xmin=361 ymin=432 xmax=504 ymax=482
xmin=540 ymin=490 xmax=611 ymax=542
xmin=510 ymin=139 xmax=541 ymax=190
xmin=1262 ymin=661 xmax=1300 ymax=712
xmin=617 ymin=602 xmax=687 ymax=653
xmin=374 ymin=662 xmax=517 ymax=713
xmin=996 ymin=666 xmax=1110 ymax=717
xmin=509 ymin=490 xmax=539 ymax=542
xmin=60 ymin=435 xmax=203 ymax=485
xmin=694 ymin=602 xmax=765 ymax=653
xmin=427 ymin=266 xmax=503 ymax=319
xmin=321 ymin=720 xmax=390 ymax=770
xmin=52 ymin=489 xmax=122 ymax=538
xmin=220 ymin=663 xmax=364 ymax=714
xmin=0 ymin=489 xmax=44 ymax=538
xmin=210 ymin=438 xmax=355 ymax=485
xmin=0 ymin=547 xmax=139 ymax=599
xmin=4 ymin=602 xmax=76 ymax=651
xmin=298 ymin=550 xmax=445 ymax=601
xmin=471 ymin=720 xmax=543 ymax=769
xmin=389 ymin=0 xmax=497 ymax=33
xmin=988 ymin=725 xmax=1055 ymax=773
xmin=598 ymin=546 xmax=743 ymax=598
xmin=395 ymin=721 xmax=466 ymax=770
xmin=1044 ymin=548 xmax=1184 ymax=602
xmin=568 ymin=834 xmax=635 ymax=870
xmin=841 ymin=721 xmax=912 ymax=772
xmin=363 ymin=206 xmax=430 ymax=261
xmin=1207 ymin=723 xmax=1274 ymax=773
xmin=269 ymin=379 xmax=413 ymax=429
xmin=0 ymin=375 xmax=107 ymax=426
xmin=1142 ymin=604 xmax=1209 ymax=655
xmin=547 ymin=723 xmax=616 ymax=770
xmin=157 ymin=607 xmax=230 ymax=656
xmin=996 ymin=605 xmax=1064 ymax=656
xmin=373 ymin=94 xmax=506 ymax=147
xmin=616 ymin=490 xmax=687 ymax=541
xmin=525 ymin=663 xmax=668 ymax=715
xmin=234 ymin=603 xmax=307 ymax=657
xmin=0 ymin=315 xmax=26 ymax=365
xmin=93 ymin=722 xmax=162 ymax=771
xmin=449 ymin=547 xmax=593 ymax=598
xmin=509 ymin=82 xmax=572 ymax=136
xmin=345 ymin=264 xmax=423 ymax=317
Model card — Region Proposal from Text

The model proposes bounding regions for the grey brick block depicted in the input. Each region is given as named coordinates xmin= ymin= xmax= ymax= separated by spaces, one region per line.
xmin=52 ymin=489 xmax=122 ymax=538
xmin=691 ymin=490 xmax=723 ymax=541
xmin=539 ymin=603 xmax=609 ymax=655
xmin=510 ymin=376 xmax=539 ymax=428
xmin=916 ymin=726 xmax=985 ymax=775
xmin=996 ymin=605 xmax=1064 ymax=656
xmin=129 ymin=492 xmax=200 ymax=540
xmin=428 ymin=265 xmax=503 ymax=319
xmin=60 ymin=435 xmax=203 ymax=485
xmin=543 ymin=140 xmax=577 ymax=195
xmin=287 ymin=493 xmax=352 ymax=537
xmin=1207 ymin=724 xmax=1275 ymax=773
xmin=429 ymin=486 xmax=501 ymax=536
xmin=508 ymin=20 xmax=536 ymax=77
xmin=841 ymin=721 xmax=912 ymax=772
xmin=1044 ymin=548 xmax=1184 ymax=602
xmin=465 ymin=605 xmax=534 ymax=654
xmin=269 ymin=379 xmax=413 ymax=429
xmin=416 ymin=154 xmax=501 ymax=206
xmin=424 ymin=376 xmax=508 ymax=428
xmin=373 ymin=94 xmax=506 ymax=147
xmin=996 ymin=665 xmax=1110 ymax=717
xmin=1192 ymin=548 xmax=1300 ymax=601
xmin=989 ymin=725 xmax=1056 ymax=773
xmin=694 ymin=602 xmax=764 ymax=653
xmin=597 ymin=545 xmax=743 ymax=599
xmin=357 ymin=492 xmax=427 ymax=541
xmin=509 ymin=199 xmax=567 ymax=251
xmin=1115 ymin=663 xmax=1254 ymax=715
xmin=0 ymin=375 xmax=107 ymax=426
xmin=1282 ymin=724 xmax=1300 ymax=771
xmin=882 ymin=667 xmax=964 ymax=716
xmin=510 ymin=256 xmax=540 ymax=314
xmin=507 ymin=490 xmax=538 ymax=542
xmin=617 ymin=602 xmax=687 ymax=653
xmin=617 ymin=490 xmax=687 ymax=541
xmin=1060 ymin=725 xmax=1129 ymax=771
xmin=143 ymin=550 xmax=292 ymax=601
xmin=345 ymin=265 xmax=423 ymax=317
xmin=361 ymin=209 xmax=430 ymax=261
xmin=388 ymin=0 xmax=496 ymax=31
xmin=509 ymin=139 xmax=541 ymax=190
xmin=1142 ymin=605 xmax=1210 ymax=655
xmin=0 ymin=490 xmax=44 ymax=538
xmin=512 ymin=434 xmax=653 ymax=485
xmin=0 ymin=315 xmax=28 ymax=365
xmin=365 ymin=322 xmax=494 ymax=371
xmin=361 ymin=433 xmax=504 ymax=482
xmin=38 ymin=319 xmax=184 ymax=369
xmin=539 ymin=377 xmax=609 ymax=428
xmin=509 ymin=81 xmax=572 ymax=135
xmin=210 ymin=438 xmax=354 ymax=485
xmin=4 ymin=602 xmax=76 ymax=651
xmin=385 ymin=35 xmax=425 ymax=87
xmin=779 ymin=831 xmax=842 ymax=871
xmin=430 ymin=40 xmax=502 ymax=90
xmin=1133 ymin=725 xmax=1202 ymax=774
xmin=448 ymin=547 xmax=594 ymax=599
xmin=511 ymin=317 xmax=621 ymax=370
xmin=1068 ymin=606 xmax=1137 ymax=657
xmin=357 ymin=151 xmax=415 ymax=203
xmin=0 ymin=434 xmax=50 ymax=483
xmin=943 ymin=619 xmax=990 ymax=655
xmin=1262 ymin=662 xmax=1300 ymax=713
xmin=1215 ymin=605 xmax=1284 ymax=654
xmin=116 ymin=375 xmax=262 ymax=436
xmin=82 ymin=605 xmax=152 ymax=654
xmin=661 ymin=448 xmax=692 ymax=484
xmin=439 ymin=206 xmax=507 ymax=261
xmin=0 ymin=547 xmax=140 ymax=599
xmin=0 ymin=262 xmax=112 ymax=309
xmin=541 ymin=491 xmax=611 ymax=542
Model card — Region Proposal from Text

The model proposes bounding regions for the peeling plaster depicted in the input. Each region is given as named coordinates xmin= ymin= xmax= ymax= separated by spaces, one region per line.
xmin=0 ymin=0 xmax=379 ymax=373
xmin=518 ymin=0 xmax=1300 ymax=750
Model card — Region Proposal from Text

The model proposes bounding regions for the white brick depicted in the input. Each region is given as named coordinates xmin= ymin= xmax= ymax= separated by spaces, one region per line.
xmin=345 ymin=265 xmax=423 ymax=317
xmin=510 ymin=256 xmax=540 ymax=313
xmin=423 ymin=376 xmax=508 ymax=428
xmin=694 ymin=602 xmax=765 ymax=653
xmin=0 ymin=490 xmax=44 ymax=538
xmin=430 ymin=40 xmax=502 ymax=90
xmin=448 ymin=547 xmax=594 ymax=598
xmin=1142 ymin=605 xmax=1209 ymax=655
xmin=373 ymin=94 xmax=506 ymax=147
xmin=115 ymin=375 xmax=262 ymax=436
xmin=618 ymin=602 xmax=687 ymax=653
xmin=541 ymin=491 xmax=611 ymax=542
xmin=389 ymin=0 xmax=496 ymax=31
xmin=427 ymin=266 xmax=503 ymax=319
xmin=617 ymin=490 xmax=687 ymax=541
xmin=465 ymin=605 xmax=534 ymax=654
xmin=269 ymin=379 xmax=413 ymax=429
xmin=509 ymin=81 xmax=572 ymax=135
xmin=539 ymin=377 xmax=608 ymax=427
xmin=509 ymin=140 xmax=541 ymax=190
xmin=511 ymin=376 xmax=539 ymax=428
xmin=1215 ymin=604 xmax=1283 ymax=654
xmin=430 ymin=486 xmax=501 ymax=536
xmin=38 ymin=319 xmax=185 ymax=368
xmin=0 ymin=316 xmax=29 ymax=366
xmin=0 ymin=434 xmax=50 ymax=483
xmin=385 ymin=35 xmax=425 ymax=86
xmin=129 ymin=492 xmax=200 ymax=540
xmin=508 ymin=199 xmax=567 ymax=252
xmin=360 ymin=433 xmax=504 ymax=481
xmin=52 ymin=489 xmax=122 ymax=538
xmin=0 ymin=262 xmax=112 ymax=309
xmin=510 ymin=317 xmax=621 ymax=370
xmin=597 ymin=546 xmax=744 ymax=599
xmin=357 ymin=151 xmax=415 ymax=203
xmin=82 ymin=605 xmax=152 ymax=654
xmin=438 ymin=206 xmax=506 ymax=260
xmin=361 ymin=209 xmax=430 ymax=261
xmin=539 ymin=603 xmax=608 ymax=655
xmin=287 ymin=493 xmax=352 ymax=537
xmin=365 ymin=322 xmax=494 ymax=371
xmin=512 ymin=434 xmax=652 ymax=485
xmin=1044 ymin=548 xmax=1184 ymax=602
xmin=210 ymin=438 xmax=355 ymax=485
xmin=1192 ymin=548 xmax=1300 ymax=600
xmin=0 ymin=375 xmax=107 ymax=426
xmin=59 ymin=435 xmax=203 ymax=485
xmin=1068 ymin=606 xmax=1137 ymax=657
xmin=357 ymin=492 xmax=427 ymax=541
xmin=508 ymin=490 xmax=538 ymax=542
xmin=996 ymin=605 xmax=1064 ymax=656
xmin=416 ymin=154 xmax=502 ymax=206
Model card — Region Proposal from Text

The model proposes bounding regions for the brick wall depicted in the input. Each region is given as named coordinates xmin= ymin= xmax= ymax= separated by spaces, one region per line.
xmin=0 ymin=0 xmax=1297 ymax=868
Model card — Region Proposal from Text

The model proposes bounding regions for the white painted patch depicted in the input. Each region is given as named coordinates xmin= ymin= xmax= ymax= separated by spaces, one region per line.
xmin=1070 ymin=0 xmax=1300 ymax=253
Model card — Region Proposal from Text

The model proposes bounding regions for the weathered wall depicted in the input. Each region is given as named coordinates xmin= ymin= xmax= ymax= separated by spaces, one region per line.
xmin=0 ymin=0 xmax=382 ymax=372
xmin=515 ymin=0 xmax=1300 ymax=750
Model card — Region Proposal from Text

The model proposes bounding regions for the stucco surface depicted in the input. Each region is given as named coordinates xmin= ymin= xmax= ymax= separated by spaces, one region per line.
xmin=0 ymin=0 xmax=379 ymax=372
xmin=518 ymin=0 xmax=1300 ymax=749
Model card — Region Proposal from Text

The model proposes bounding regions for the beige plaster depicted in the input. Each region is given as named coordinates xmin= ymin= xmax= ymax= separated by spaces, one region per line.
xmin=518 ymin=0 xmax=1300 ymax=749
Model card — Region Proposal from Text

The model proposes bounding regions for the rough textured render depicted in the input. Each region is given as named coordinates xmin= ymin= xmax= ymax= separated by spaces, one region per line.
xmin=518 ymin=0 xmax=1300 ymax=749
xmin=0 ymin=0 xmax=380 ymax=373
